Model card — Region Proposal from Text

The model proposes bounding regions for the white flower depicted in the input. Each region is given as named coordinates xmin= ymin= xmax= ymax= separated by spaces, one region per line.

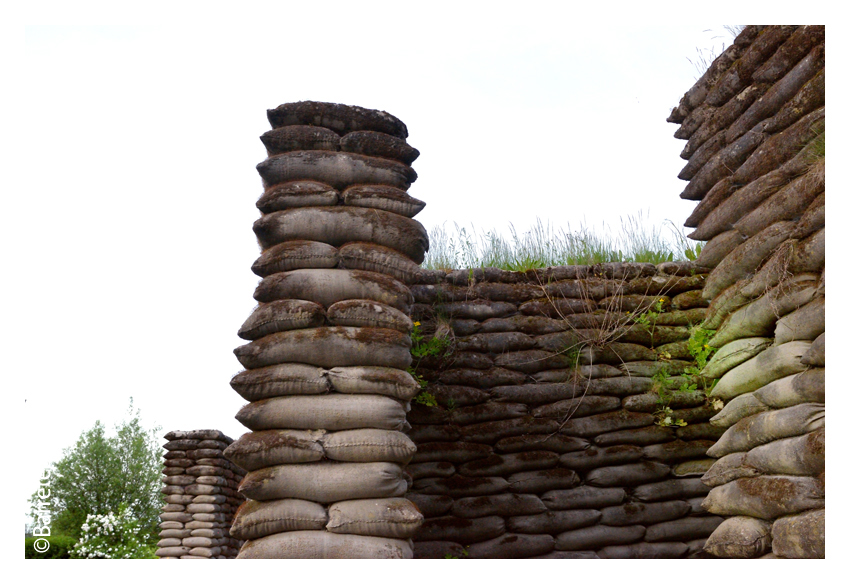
xmin=663 ymin=416 xmax=673 ymax=425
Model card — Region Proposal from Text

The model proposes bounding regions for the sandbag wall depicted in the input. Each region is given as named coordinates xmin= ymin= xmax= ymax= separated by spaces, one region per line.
xmin=668 ymin=25 xmax=825 ymax=558
xmin=157 ymin=430 xmax=246 ymax=558
xmin=227 ymin=102 xmax=429 ymax=559
xmin=405 ymin=262 xmax=726 ymax=559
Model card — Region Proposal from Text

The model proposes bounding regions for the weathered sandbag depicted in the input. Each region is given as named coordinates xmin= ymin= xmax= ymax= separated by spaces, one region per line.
xmin=701 ymin=337 xmax=772 ymax=379
xmin=555 ymin=525 xmax=645 ymax=551
xmin=338 ymin=242 xmax=422 ymax=285
xmin=619 ymin=360 xmax=691 ymax=377
xmin=438 ymin=367 xmax=527 ymax=389
xmin=593 ymin=424 xmax=677 ymax=446
xmin=598 ymin=542 xmax=689 ymax=559
xmin=771 ymin=508 xmax=824 ymax=558
xmin=673 ymin=459 xmax=715 ymax=477
xmin=467 ymin=533 xmax=555 ymax=559
xmin=582 ymin=342 xmax=657 ymax=365
xmin=237 ymin=299 xmax=326 ymax=340
xmin=326 ymin=498 xmax=423 ymax=539
xmin=238 ymin=530 xmax=412 ymax=559
xmin=540 ymin=486 xmax=625 ymax=510
xmin=455 ymin=331 xmax=534 ymax=353
xmin=496 ymin=433 xmax=589 ymax=454
xmin=327 ymin=366 xmax=419 ymax=400
xmin=459 ymin=417 xmax=560 ymax=444
xmin=702 ymin=279 xmax=751 ymax=330
xmin=745 ymin=428 xmax=825 ymax=476
xmin=447 ymin=401 xmax=528 ymax=425
xmin=790 ymin=193 xmax=825 ymax=240
xmin=519 ymin=298 xmax=597 ymax=318
xmin=164 ymin=430 xmax=228 ymax=442
xmin=789 ymin=227 xmax=825 ymax=274
xmin=406 ymin=461 xmax=455 ymax=480
xmin=490 ymin=382 xmax=588 ymax=405
xmin=412 ymin=540 xmax=466 ymax=559
xmin=507 ymin=509 xmax=601 ymax=535
xmin=339 ymin=130 xmax=418 ymax=163
xmin=236 ymin=394 xmax=408 ymax=432
xmin=229 ymin=499 xmax=326 ymax=540
xmin=600 ymin=500 xmax=690 ymax=527
xmin=411 ymin=442 xmax=493 ymax=464
xmin=341 ymin=185 xmax=425 ymax=219
xmin=253 ymin=268 xmax=413 ymax=312
xmin=710 ymin=340 xmax=811 ymax=401
xmin=253 ymin=206 xmax=428 ymax=263
xmin=256 ymin=181 xmax=340 ymax=214
xmin=267 ymin=101 xmax=409 ymax=139
xmin=157 ymin=537 xmax=183 ymax=547
xmin=775 ymin=296 xmax=824 ymax=344
xmin=251 ymin=240 xmax=340 ymax=277
xmin=642 ymin=440 xmax=713 ymax=463
xmin=558 ymin=410 xmax=655 ymax=438
xmin=703 ymin=516 xmax=773 ymax=558
xmin=259 ymin=125 xmax=340 ymax=155
xmin=155 ymin=546 xmax=191 ymax=557
xmin=710 ymin=393 xmax=770 ymax=428
xmin=702 ymin=221 xmax=796 ymax=300
xmin=707 ymin=403 xmax=824 ymax=458
xmin=531 ymin=396 xmax=621 ymax=420
xmin=239 ymin=462 xmax=406 ymax=503
xmin=417 ymin=516 xmax=505 ymax=544
xmin=506 ymin=468 xmax=581 ymax=493
xmin=733 ymin=173 xmax=823 ymax=239
xmin=801 ymin=333 xmax=824 ymax=367
xmin=326 ymin=299 xmax=412 ymax=333
xmin=321 ymin=429 xmax=416 ymax=464
xmin=405 ymin=493 xmax=453 ymax=518
xmin=229 ymin=363 xmax=329 ymax=401
xmin=494 ymin=349 xmax=574 ymax=373
xmin=585 ymin=462 xmax=670 ymax=487
xmin=694 ymin=229 xmax=748 ymax=269
xmin=702 ymin=475 xmax=824 ymax=519
xmin=160 ymin=529 xmax=191 ymax=538
xmin=406 ymin=424 xmax=460 ymax=444
xmin=559 ymin=445 xmax=643 ymax=471
xmin=754 ymin=371 xmax=823 ymax=408
xmin=632 ymin=478 xmax=710 ymax=502
xmin=234 ymin=326 xmax=412 ymax=370
xmin=457 ymin=451 xmax=559 ymax=477
xmin=709 ymin=275 xmax=817 ymax=348
xmin=753 ymin=25 xmax=823 ymax=82
xmin=645 ymin=516 xmax=725 ymax=542
xmin=440 ymin=299 xmax=518 ymax=321
xmin=223 ymin=429 xmax=324 ymax=470
xmin=451 ymin=494 xmax=547 ymax=519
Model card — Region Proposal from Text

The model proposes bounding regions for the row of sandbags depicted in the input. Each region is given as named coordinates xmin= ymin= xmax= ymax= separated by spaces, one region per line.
xmin=227 ymin=101 xmax=428 ymax=559
xmin=156 ymin=430 xmax=245 ymax=558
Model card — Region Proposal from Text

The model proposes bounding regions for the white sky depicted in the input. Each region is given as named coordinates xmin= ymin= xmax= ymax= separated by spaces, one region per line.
xmin=7 ymin=1 xmax=845 ymax=575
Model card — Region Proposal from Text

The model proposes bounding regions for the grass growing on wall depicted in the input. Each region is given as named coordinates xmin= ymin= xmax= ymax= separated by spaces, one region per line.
xmin=423 ymin=213 xmax=703 ymax=271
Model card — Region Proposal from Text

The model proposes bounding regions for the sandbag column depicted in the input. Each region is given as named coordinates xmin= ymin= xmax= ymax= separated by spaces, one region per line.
xmin=227 ymin=102 xmax=428 ymax=558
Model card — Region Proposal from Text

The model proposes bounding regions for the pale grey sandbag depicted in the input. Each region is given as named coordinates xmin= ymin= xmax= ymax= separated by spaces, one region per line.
xmin=710 ymin=340 xmax=811 ymax=401
xmin=234 ymin=326 xmax=412 ymax=371
xmin=251 ymin=240 xmax=340 ymax=277
xmin=701 ymin=452 xmax=760 ymax=487
xmin=703 ymin=516 xmax=773 ymax=558
xmin=326 ymin=299 xmax=413 ymax=333
xmin=230 ymin=363 xmax=330 ymax=401
xmin=341 ymin=185 xmax=425 ymax=218
xmin=801 ymin=333 xmax=824 ymax=366
xmin=467 ymin=533 xmax=556 ymax=559
xmin=706 ymin=403 xmax=824 ymax=458
xmin=255 ymin=180 xmax=340 ymax=214
xmin=701 ymin=278 xmax=751 ymax=330
xmin=752 ymin=372 xmax=823 ymax=408
xmin=709 ymin=274 xmax=817 ymax=348
xmin=239 ymin=462 xmax=407 ymax=503
xmin=709 ymin=393 xmax=771 ymax=428
xmin=701 ymin=337 xmax=772 ymax=379
xmin=237 ymin=299 xmax=326 ymax=340
xmin=327 ymin=366 xmax=420 ymax=401
xmin=223 ymin=429 xmax=326 ymax=471
xmin=320 ymin=429 xmax=417 ymax=464
xmin=236 ymin=394 xmax=408 ymax=432
xmin=237 ymin=530 xmax=413 ymax=559
xmin=774 ymin=296 xmax=824 ymax=344
xmin=701 ymin=475 xmax=824 ymax=519
xmin=745 ymin=428 xmax=825 ymax=476
xmin=326 ymin=498 xmax=423 ymax=539
xmin=338 ymin=241 xmax=423 ymax=284
xmin=771 ymin=508 xmax=824 ymax=558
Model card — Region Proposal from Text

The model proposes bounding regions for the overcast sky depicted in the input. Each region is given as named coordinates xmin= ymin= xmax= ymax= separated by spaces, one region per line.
xmin=10 ymin=3 xmax=841 ymax=572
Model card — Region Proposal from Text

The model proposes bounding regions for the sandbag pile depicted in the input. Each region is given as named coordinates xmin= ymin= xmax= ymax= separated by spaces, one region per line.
xmin=156 ymin=430 xmax=246 ymax=558
xmin=228 ymin=102 xmax=428 ymax=559
xmin=668 ymin=26 xmax=825 ymax=558
xmin=405 ymin=262 xmax=726 ymax=559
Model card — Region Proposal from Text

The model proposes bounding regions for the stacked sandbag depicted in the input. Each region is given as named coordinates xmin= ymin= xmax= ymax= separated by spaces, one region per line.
xmin=668 ymin=26 xmax=825 ymax=558
xmin=156 ymin=430 xmax=246 ymax=559
xmin=405 ymin=262 xmax=724 ymax=559
xmin=228 ymin=102 xmax=427 ymax=559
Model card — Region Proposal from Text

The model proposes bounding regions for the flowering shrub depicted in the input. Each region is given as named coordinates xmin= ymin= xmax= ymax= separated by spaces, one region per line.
xmin=71 ymin=504 xmax=157 ymax=559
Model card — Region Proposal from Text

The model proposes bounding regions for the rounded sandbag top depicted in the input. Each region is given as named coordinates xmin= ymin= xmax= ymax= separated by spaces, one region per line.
xmin=267 ymin=101 xmax=409 ymax=139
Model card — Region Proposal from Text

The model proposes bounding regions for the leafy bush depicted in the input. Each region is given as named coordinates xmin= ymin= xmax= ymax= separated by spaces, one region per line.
xmin=25 ymin=535 xmax=77 ymax=559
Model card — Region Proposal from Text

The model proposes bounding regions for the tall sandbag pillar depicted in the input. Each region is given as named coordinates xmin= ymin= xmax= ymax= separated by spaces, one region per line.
xmin=227 ymin=101 xmax=428 ymax=558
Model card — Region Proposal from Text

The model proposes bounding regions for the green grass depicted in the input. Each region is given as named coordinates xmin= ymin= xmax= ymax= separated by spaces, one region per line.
xmin=423 ymin=212 xmax=703 ymax=271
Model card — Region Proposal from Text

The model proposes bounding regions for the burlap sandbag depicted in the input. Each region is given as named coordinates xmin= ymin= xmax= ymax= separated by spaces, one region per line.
xmin=745 ymin=428 xmax=825 ymax=476
xmin=771 ymin=508 xmax=825 ymax=558
xmin=703 ymin=516 xmax=773 ymax=558
xmin=239 ymin=462 xmax=407 ymax=503
xmin=230 ymin=498 xmax=328 ymax=541
xmin=752 ymin=372 xmax=823 ymax=408
xmin=236 ymin=394 xmax=408 ymax=432
xmin=710 ymin=393 xmax=771 ymax=428
xmin=701 ymin=278 xmax=751 ymax=330
xmin=451 ymin=493 xmax=547 ymax=519
xmin=230 ymin=363 xmax=330 ymax=401
xmin=585 ymin=462 xmax=670 ymax=487
xmin=326 ymin=299 xmax=413 ymax=332
xmin=223 ymin=429 xmax=325 ymax=471
xmin=600 ymin=500 xmax=690 ymax=527
xmin=256 ymin=181 xmax=339 ymax=214
xmin=701 ymin=337 xmax=772 ymax=379
xmin=341 ymin=185 xmax=425 ymax=218
xmin=237 ymin=299 xmax=326 ymax=340
xmin=694 ymin=229 xmax=748 ymax=270
xmin=710 ymin=340 xmax=811 ymax=401
xmin=326 ymin=366 xmax=419 ymax=400
xmin=467 ymin=533 xmax=556 ymax=559
xmin=338 ymin=241 xmax=422 ymax=284
xmin=702 ymin=475 xmax=824 ymax=519
xmin=251 ymin=240 xmax=340 ymax=277
xmin=775 ymin=296 xmax=824 ymax=344
xmin=801 ymin=333 xmax=824 ymax=367
xmin=325 ymin=498 xmax=423 ymax=539
xmin=237 ymin=530 xmax=413 ymax=559
xmin=267 ymin=101 xmax=409 ymax=139
xmin=631 ymin=478 xmax=710 ymax=502
xmin=234 ymin=326 xmax=412 ymax=370
xmin=555 ymin=525 xmax=645 ymax=551
xmin=320 ymin=429 xmax=417 ymax=464
xmin=541 ymin=486 xmax=626 ymax=510
xmin=507 ymin=509 xmax=601 ymax=535
xmin=707 ymin=403 xmax=824 ymax=458
xmin=259 ymin=125 xmax=340 ymax=155
xmin=644 ymin=516 xmax=725 ymax=542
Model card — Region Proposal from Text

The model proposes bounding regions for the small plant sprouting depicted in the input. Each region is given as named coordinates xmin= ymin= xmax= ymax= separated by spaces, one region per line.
xmin=413 ymin=391 xmax=439 ymax=407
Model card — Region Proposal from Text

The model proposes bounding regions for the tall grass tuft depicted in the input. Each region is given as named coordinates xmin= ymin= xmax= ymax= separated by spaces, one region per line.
xmin=423 ymin=212 xmax=703 ymax=271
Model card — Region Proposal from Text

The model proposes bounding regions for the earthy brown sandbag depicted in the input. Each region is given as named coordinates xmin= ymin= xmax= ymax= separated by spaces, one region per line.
xmin=789 ymin=228 xmax=825 ymax=274
xmin=467 ymin=533 xmax=556 ymax=559
xmin=642 ymin=440 xmax=713 ymax=463
xmin=593 ymin=424 xmax=677 ymax=446
xmin=489 ymin=382 xmax=589 ymax=405
xmin=327 ymin=366 xmax=420 ymax=400
xmin=709 ymin=393 xmax=770 ymax=428
xmin=506 ymin=468 xmax=581 ymax=493
xmin=405 ymin=493 xmax=453 ymax=517
xmin=412 ymin=476 xmax=509 ymax=498
xmin=326 ymin=299 xmax=412 ymax=333
xmin=632 ymin=478 xmax=710 ymax=502
xmin=645 ymin=516 xmax=725 ymax=542
xmin=254 ymin=268 xmax=413 ymax=312
xmin=267 ymin=101 xmax=409 ymax=139
xmin=238 ymin=530 xmax=412 ymax=559
xmin=326 ymin=498 xmax=423 ymax=539
xmin=256 ymin=181 xmax=340 ymax=214
xmin=753 ymin=26 xmax=824 ymax=83
xmin=771 ymin=508 xmax=824 ymax=558
xmin=585 ymin=461 xmax=670 ymax=487
xmin=458 ymin=416 xmax=561 ymax=444
xmin=236 ymin=394 xmax=408 ymax=432
xmin=541 ymin=486 xmax=626 ymax=510
xmin=702 ymin=452 xmax=759 ymax=487
xmin=237 ymin=299 xmax=326 ymax=340
xmin=338 ymin=241 xmax=422 ymax=284
xmin=732 ymin=168 xmax=824 ymax=237
xmin=254 ymin=206 xmax=428 ymax=262
xmin=559 ymin=445 xmax=643 ymax=471
xmin=775 ymin=296 xmax=824 ymax=344
xmin=447 ymin=401 xmax=528 ymax=426
xmin=416 ymin=516 xmax=505 ymax=544
xmin=600 ymin=500 xmax=690 ymax=527
xmin=406 ymin=461 xmax=455 ymax=480
xmin=451 ymin=493 xmax=547 ymax=518
xmin=801 ymin=333 xmax=824 ymax=367
xmin=321 ymin=429 xmax=416 ymax=464
xmin=251 ymin=240 xmax=340 ymax=277
xmin=259 ymin=125 xmax=340 ymax=155
xmin=701 ymin=278 xmax=750 ymax=330
xmin=411 ymin=442 xmax=493 ymax=464
xmin=439 ymin=367 xmax=527 ymax=390
xmin=412 ymin=540 xmax=466 ymax=559
xmin=707 ymin=403 xmax=824 ymax=458
xmin=234 ymin=326 xmax=412 ymax=370
xmin=557 ymin=410 xmax=655 ymax=438
xmin=339 ymin=130 xmax=419 ymax=164
xmin=555 ymin=525 xmax=645 ymax=551
xmin=745 ymin=428 xmax=825 ymax=476
xmin=598 ymin=542 xmax=689 ymax=559
xmin=165 ymin=430 xmax=229 ymax=442
xmin=710 ymin=340 xmax=811 ymax=401
xmin=703 ymin=516 xmax=773 ymax=558
xmin=230 ymin=499 xmax=327 ymax=541
xmin=439 ymin=299 xmax=518 ymax=321
xmin=790 ymin=193 xmax=825 ymax=240
xmin=673 ymin=459 xmax=715 ymax=477
xmin=457 ymin=451 xmax=559 ymax=477
xmin=532 ymin=396 xmax=621 ymax=420
xmin=496 ymin=433 xmax=589 ymax=454
xmin=694 ymin=229 xmax=747 ymax=269
xmin=230 ymin=363 xmax=330 ymax=401
xmin=507 ymin=509 xmax=601 ymax=535
xmin=155 ymin=546 xmax=191 ymax=557
xmin=702 ymin=475 xmax=824 ymax=519
xmin=701 ymin=337 xmax=772 ymax=379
